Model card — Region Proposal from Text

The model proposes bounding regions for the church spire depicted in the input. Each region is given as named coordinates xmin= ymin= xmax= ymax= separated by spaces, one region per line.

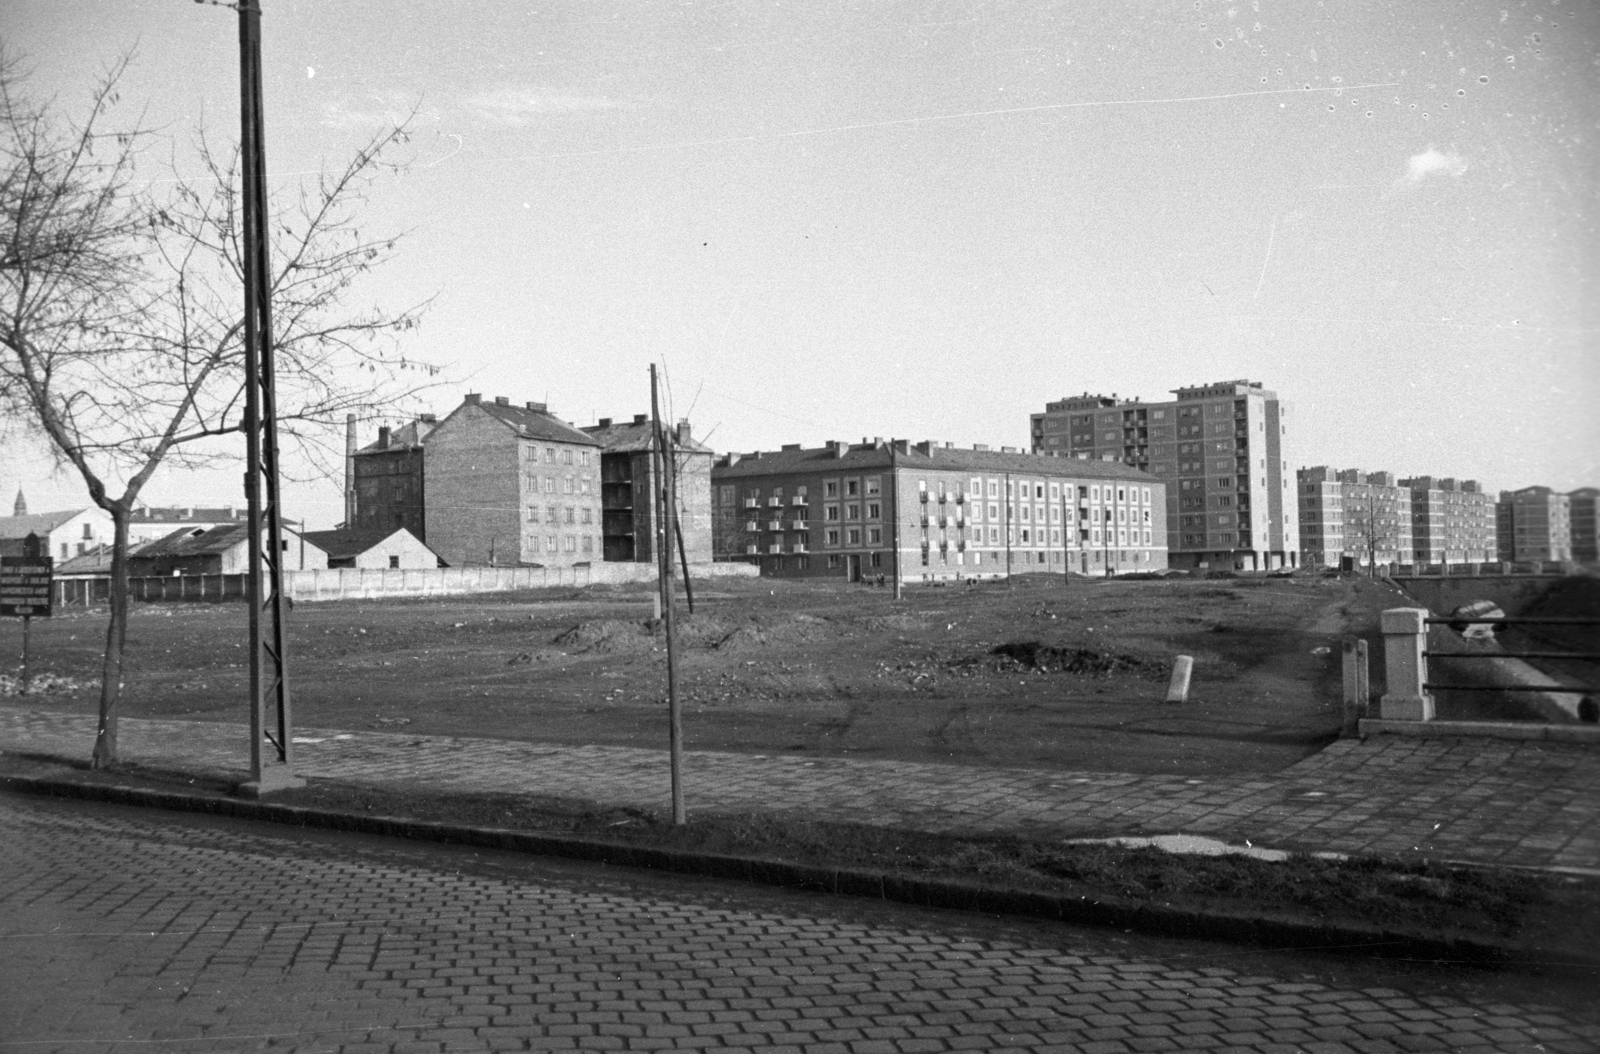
xmin=11 ymin=489 xmax=25 ymax=517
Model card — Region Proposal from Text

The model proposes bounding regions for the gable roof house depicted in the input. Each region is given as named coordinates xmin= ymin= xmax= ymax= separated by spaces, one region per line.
xmin=0 ymin=508 xmax=115 ymax=563
xmin=127 ymin=523 xmax=328 ymax=578
xmin=423 ymin=395 xmax=603 ymax=568
xmin=300 ymin=527 xmax=441 ymax=569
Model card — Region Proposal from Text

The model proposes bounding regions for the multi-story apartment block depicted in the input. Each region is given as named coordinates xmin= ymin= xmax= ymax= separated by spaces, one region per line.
xmin=1569 ymin=488 xmax=1598 ymax=563
xmin=1398 ymin=476 xmax=1497 ymax=564
xmin=423 ymin=394 xmax=603 ymax=568
xmin=1030 ymin=380 xmax=1295 ymax=572
xmin=1496 ymin=487 xmax=1572 ymax=563
xmin=1297 ymin=467 xmax=1415 ymax=570
xmin=711 ymin=439 xmax=1166 ymax=582
xmin=349 ymin=415 xmax=438 ymax=541
xmin=582 ymin=415 xmax=713 ymax=564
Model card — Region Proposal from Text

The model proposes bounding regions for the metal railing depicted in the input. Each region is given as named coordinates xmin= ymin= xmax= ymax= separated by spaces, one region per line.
xmin=1422 ymin=616 xmax=1598 ymax=695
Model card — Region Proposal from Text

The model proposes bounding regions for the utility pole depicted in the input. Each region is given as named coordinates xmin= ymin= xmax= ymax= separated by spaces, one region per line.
xmin=890 ymin=441 xmax=902 ymax=600
xmin=229 ymin=0 xmax=300 ymax=796
xmin=1004 ymin=472 xmax=1013 ymax=588
xmin=650 ymin=366 xmax=685 ymax=825
xmin=1062 ymin=491 xmax=1071 ymax=585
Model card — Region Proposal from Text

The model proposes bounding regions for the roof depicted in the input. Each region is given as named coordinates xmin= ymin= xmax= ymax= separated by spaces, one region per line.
xmin=132 ymin=521 xmax=302 ymax=559
xmin=355 ymin=417 xmax=437 ymax=455
xmin=467 ymin=399 xmax=600 ymax=446
xmin=0 ymin=509 xmax=92 ymax=539
xmin=582 ymin=417 xmax=712 ymax=455
xmin=55 ymin=543 xmax=133 ymax=575
xmin=300 ymin=527 xmax=427 ymax=560
xmin=712 ymin=442 xmax=1162 ymax=484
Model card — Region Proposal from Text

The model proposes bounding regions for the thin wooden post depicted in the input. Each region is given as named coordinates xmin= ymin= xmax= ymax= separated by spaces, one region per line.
xmin=651 ymin=365 xmax=686 ymax=825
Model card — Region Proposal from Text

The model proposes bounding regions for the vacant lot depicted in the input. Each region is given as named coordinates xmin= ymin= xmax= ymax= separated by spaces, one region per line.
xmin=1 ymin=572 xmax=1413 ymax=775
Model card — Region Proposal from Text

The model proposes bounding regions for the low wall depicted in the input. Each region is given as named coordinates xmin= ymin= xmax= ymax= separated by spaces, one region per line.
xmin=1393 ymin=573 xmax=1575 ymax=620
xmin=52 ymin=562 xmax=758 ymax=606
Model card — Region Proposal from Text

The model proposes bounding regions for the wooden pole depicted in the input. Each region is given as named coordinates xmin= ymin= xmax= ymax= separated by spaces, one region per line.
xmin=651 ymin=366 xmax=685 ymax=824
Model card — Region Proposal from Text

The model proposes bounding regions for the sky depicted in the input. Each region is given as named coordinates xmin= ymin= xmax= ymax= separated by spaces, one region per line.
xmin=4 ymin=0 xmax=1596 ymax=528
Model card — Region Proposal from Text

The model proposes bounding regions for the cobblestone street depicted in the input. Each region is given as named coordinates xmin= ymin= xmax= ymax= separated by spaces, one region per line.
xmin=3 ymin=794 xmax=1596 ymax=1054
xmin=2 ymin=710 xmax=1596 ymax=872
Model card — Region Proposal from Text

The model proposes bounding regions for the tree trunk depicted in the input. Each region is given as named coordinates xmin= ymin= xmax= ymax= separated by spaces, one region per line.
xmin=91 ymin=506 xmax=130 ymax=768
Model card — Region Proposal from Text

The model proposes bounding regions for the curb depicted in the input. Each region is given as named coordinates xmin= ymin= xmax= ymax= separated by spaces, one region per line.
xmin=7 ymin=772 xmax=1593 ymax=970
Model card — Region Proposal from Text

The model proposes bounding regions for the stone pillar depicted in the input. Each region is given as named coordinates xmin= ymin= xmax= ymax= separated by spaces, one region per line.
xmin=1379 ymin=607 xmax=1434 ymax=721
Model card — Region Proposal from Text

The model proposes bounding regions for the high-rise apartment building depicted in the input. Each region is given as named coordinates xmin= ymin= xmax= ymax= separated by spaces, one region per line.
xmin=1398 ymin=476 xmax=1497 ymax=564
xmin=1030 ymin=380 xmax=1295 ymax=571
xmin=1496 ymin=487 xmax=1572 ymax=563
xmin=1569 ymin=488 xmax=1598 ymax=563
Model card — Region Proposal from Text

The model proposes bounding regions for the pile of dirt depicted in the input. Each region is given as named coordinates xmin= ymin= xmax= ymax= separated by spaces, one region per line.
xmin=987 ymin=641 xmax=1164 ymax=679
xmin=710 ymin=613 xmax=835 ymax=651
xmin=551 ymin=619 xmax=655 ymax=653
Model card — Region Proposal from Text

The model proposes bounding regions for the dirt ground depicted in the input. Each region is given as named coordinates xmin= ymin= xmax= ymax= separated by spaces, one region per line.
xmin=0 ymin=572 xmax=1416 ymax=776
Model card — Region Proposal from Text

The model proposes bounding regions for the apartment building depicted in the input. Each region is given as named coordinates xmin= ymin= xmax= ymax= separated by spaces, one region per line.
xmin=349 ymin=415 xmax=438 ymax=541
xmin=1569 ymin=488 xmax=1598 ymax=563
xmin=1297 ymin=467 xmax=1414 ymax=570
xmin=423 ymin=394 xmax=603 ymax=568
xmin=1496 ymin=487 xmax=1572 ymax=563
xmin=1030 ymin=379 xmax=1295 ymax=571
xmin=711 ymin=439 xmax=1166 ymax=583
xmin=1398 ymin=476 xmax=1497 ymax=564
xmin=581 ymin=415 xmax=714 ymax=564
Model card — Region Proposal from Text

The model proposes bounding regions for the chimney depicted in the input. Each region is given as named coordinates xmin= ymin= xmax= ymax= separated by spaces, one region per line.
xmin=597 ymin=417 xmax=612 ymax=428
xmin=420 ymin=413 xmax=436 ymax=423
xmin=464 ymin=393 xmax=481 ymax=404
xmin=1002 ymin=445 xmax=1018 ymax=453
xmin=676 ymin=419 xmax=691 ymax=445
xmin=914 ymin=441 xmax=932 ymax=456
xmin=344 ymin=413 xmax=357 ymax=527
xmin=633 ymin=413 xmax=648 ymax=425
xmin=972 ymin=443 xmax=989 ymax=451
xmin=494 ymin=396 xmax=510 ymax=406
xmin=378 ymin=425 xmax=391 ymax=449
xmin=781 ymin=443 xmax=801 ymax=451
xmin=525 ymin=401 xmax=546 ymax=412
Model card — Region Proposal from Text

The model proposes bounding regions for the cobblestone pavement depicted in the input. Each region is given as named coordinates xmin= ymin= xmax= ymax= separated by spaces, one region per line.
xmin=3 ymin=794 xmax=1596 ymax=1054
xmin=3 ymin=710 xmax=1597 ymax=873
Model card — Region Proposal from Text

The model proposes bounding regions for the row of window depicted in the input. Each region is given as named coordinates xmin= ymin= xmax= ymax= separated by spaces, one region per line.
xmin=527 ymin=506 xmax=593 ymax=525
xmin=525 ymin=446 xmax=592 ymax=467
xmin=524 ymin=534 xmax=597 ymax=553
xmin=526 ymin=474 xmax=592 ymax=495
xmin=729 ymin=480 xmax=1155 ymax=507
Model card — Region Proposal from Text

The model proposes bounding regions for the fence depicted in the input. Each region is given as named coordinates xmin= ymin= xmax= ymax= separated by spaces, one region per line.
xmin=1372 ymin=607 xmax=1598 ymax=725
xmin=52 ymin=561 xmax=758 ymax=607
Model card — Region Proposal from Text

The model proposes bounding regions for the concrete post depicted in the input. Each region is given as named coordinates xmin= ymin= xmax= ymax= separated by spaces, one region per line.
xmin=1379 ymin=607 xmax=1434 ymax=721
xmin=1164 ymin=656 xmax=1193 ymax=703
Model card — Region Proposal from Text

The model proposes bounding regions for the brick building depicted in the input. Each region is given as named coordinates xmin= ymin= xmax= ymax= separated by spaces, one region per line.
xmin=1030 ymin=379 xmax=1295 ymax=571
xmin=349 ymin=416 xmax=437 ymax=541
xmin=423 ymin=395 xmax=602 ymax=569
xmin=1496 ymin=486 xmax=1572 ymax=563
xmin=711 ymin=439 xmax=1166 ymax=583
xmin=581 ymin=415 xmax=713 ymax=564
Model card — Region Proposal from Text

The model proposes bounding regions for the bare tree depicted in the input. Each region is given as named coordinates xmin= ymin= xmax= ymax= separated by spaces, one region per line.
xmin=1 ymin=54 xmax=436 ymax=766
xmin=1343 ymin=484 xmax=1404 ymax=576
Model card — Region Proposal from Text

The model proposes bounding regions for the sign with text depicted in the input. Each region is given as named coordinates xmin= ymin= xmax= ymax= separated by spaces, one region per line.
xmin=0 ymin=556 xmax=53 ymax=617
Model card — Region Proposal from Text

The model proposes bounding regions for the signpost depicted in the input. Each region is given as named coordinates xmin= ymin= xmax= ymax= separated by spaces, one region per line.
xmin=2 ymin=533 xmax=53 ymax=695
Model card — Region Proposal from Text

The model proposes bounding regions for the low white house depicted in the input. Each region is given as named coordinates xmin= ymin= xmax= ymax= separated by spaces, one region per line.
xmin=0 ymin=508 xmax=115 ymax=562
xmin=300 ymin=527 xmax=441 ymax=569
xmin=128 ymin=522 xmax=329 ymax=576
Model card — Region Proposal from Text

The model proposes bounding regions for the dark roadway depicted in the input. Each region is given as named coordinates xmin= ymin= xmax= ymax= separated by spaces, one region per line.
xmin=1 ymin=794 xmax=1595 ymax=1053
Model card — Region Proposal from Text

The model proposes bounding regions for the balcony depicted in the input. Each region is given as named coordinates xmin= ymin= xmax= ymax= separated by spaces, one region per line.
xmin=767 ymin=496 xmax=783 ymax=508
xmin=791 ymin=495 xmax=807 ymax=505
xmin=792 ymin=542 xmax=808 ymax=553
xmin=767 ymin=543 xmax=782 ymax=554
xmin=955 ymin=493 xmax=966 ymax=504
xmin=790 ymin=519 xmax=807 ymax=530
xmin=743 ymin=521 xmax=759 ymax=532
xmin=743 ymin=498 xmax=759 ymax=509
xmin=919 ymin=516 xmax=930 ymax=527
xmin=919 ymin=491 xmax=929 ymax=503
xmin=745 ymin=544 xmax=759 ymax=555
xmin=766 ymin=521 xmax=784 ymax=532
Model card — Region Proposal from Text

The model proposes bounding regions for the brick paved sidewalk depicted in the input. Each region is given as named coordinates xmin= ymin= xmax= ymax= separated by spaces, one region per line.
xmin=3 ymin=708 xmax=1597 ymax=873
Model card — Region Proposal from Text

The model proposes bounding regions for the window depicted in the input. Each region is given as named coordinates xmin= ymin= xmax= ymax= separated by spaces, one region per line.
xmin=719 ymin=485 xmax=735 ymax=504
xmin=82 ymin=523 xmax=93 ymax=539
xmin=528 ymin=506 xmax=539 ymax=522
xmin=828 ymin=554 xmax=842 ymax=569
xmin=826 ymin=528 xmax=840 ymax=546
xmin=563 ymin=476 xmax=573 ymax=493
xmin=847 ymin=528 xmax=861 ymax=545
xmin=1091 ymin=485 xmax=1101 ymax=501
xmin=388 ymin=555 xmax=400 ymax=569
xmin=865 ymin=476 xmax=881 ymax=496
xmin=868 ymin=527 xmax=882 ymax=544
xmin=542 ymin=477 xmax=554 ymax=493
xmin=1021 ymin=506 xmax=1031 ymax=522
xmin=825 ymin=480 xmax=839 ymax=497
xmin=870 ymin=552 xmax=882 ymax=567
xmin=1049 ymin=482 xmax=1060 ymax=500
xmin=564 ymin=535 xmax=577 ymax=552
xmin=583 ymin=536 xmax=593 ymax=553
xmin=825 ymin=505 xmax=840 ymax=521
xmin=847 ymin=479 xmax=860 ymax=496
xmin=846 ymin=504 xmax=860 ymax=520
xmin=580 ymin=477 xmax=590 ymax=494
xmin=1035 ymin=484 xmax=1045 ymax=499
xmin=796 ymin=485 xmax=808 ymax=497
xmin=988 ymin=503 xmax=999 ymax=521
xmin=581 ymin=451 xmax=591 ymax=466
xmin=988 ymin=527 xmax=999 ymax=543
xmin=547 ymin=505 xmax=557 ymax=522
xmin=546 ymin=535 xmax=557 ymax=552
xmin=970 ymin=478 xmax=982 ymax=497
xmin=866 ymin=502 xmax=880 ymax=519
xmin=988 ymin=479 xmax=999 ymax=498
xmin=581 ymin=508 xmax=592 ymax=524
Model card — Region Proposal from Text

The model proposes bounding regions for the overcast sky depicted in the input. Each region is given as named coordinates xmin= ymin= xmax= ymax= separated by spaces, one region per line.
xmin=6 ymin=0 xmax=1596 ymax=527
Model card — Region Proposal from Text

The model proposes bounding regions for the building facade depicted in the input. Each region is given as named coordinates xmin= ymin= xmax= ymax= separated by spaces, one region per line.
xmin=1030 ymin=379 xmax=1295 ymax=571
xmin=1297 ymin=467 xmax=1421 ymax=570
xmin=423 ymin=395 xmax=602 ymax=568
xmin=1569 ymin=488 xmax=1598 ymax=563
xmin=0 ymin=508 xmax=114 ymax=562
xmin=1496 ymin=487 xmax=1572 ymax=563
xmin=582 ymin=415 xmax=714 ymax=565
xmin=1397 ymin=476 xmax=1497 ymax=564
xmin=349 ymin=416 xmax=437 ymax=541
xmin=712 ymin=439 xmax=1166 ymax=582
